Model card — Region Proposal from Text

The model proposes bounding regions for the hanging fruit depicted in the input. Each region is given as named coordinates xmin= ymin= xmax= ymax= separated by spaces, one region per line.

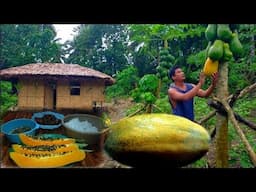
xmin=203 ymin=57 xmax=219 ymax=76
xmin=203 ymin=24 xmax=243 ymax=66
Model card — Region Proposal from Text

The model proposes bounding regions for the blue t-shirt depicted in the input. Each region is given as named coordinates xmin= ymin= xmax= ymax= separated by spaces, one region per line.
xmin=169 ymin=83 xmax=194 ymax=121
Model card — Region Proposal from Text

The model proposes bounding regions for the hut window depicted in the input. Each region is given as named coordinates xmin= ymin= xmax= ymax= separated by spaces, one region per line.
xmin=70 ymin=82 xmax=80 ymax=95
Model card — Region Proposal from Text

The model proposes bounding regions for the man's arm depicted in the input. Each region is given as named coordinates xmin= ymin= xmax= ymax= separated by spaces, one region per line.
xmin=197 ymin=72 xmax=218 ymax=97
xmin=168 ymin=73 xmax=205 ymax=101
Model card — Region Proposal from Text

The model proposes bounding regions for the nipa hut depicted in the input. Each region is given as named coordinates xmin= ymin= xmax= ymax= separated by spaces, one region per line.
xmin=0 ymin=63 xmax=115 ymax=111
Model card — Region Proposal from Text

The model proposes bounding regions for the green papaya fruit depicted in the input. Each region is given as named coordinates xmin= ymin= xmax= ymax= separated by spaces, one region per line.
xmin=159 ymin=49 xmax=169 ymax=57
xmin=229 ymin=32 xmax=243 ymax=58
xmin=165 ymin=55 xmax=175 ymax=63
xmin=160 ymin=61 xmax=168 ymax=68
xmin=205 ymin=41 xmax=212 ymax=60
xmin=208 ymin=40 xmax=224 ymax=61
xmin=205 ymin=24 xmax=217 ymax=41
xmin=160 ymin=55 xmax=167 ymax=61
xmin=217 ymin=24 xmax=233 ymax=42
xmin=162 ymin=76 xmax=169 ymax=82
xmin=166 ymin=62 xmax=173 ymax=68
xmin=222 ymin=43 xmax=233 ymax=62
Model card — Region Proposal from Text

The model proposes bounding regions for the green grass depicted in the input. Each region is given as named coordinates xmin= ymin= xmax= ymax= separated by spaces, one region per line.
xmin=190 ymin=96 xmax=256 ymax=168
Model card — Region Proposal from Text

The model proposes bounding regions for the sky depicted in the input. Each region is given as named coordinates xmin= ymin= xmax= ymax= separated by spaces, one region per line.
xmin=53 ymin=24 xmax=80 ymax=44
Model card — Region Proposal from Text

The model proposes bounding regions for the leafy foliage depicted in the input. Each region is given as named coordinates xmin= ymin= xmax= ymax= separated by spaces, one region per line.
xmin=154 ymin=96 xmax=171 ymax=113
xmin=0 ymin=81 xmax=17 ymax=117
xmin=65 ymin=24 xmax=130 ymax=75
xmin=138 ymin=74 xmax=158 ymax=92
xmin=131 ymin=74 xmax=158 ymax=104
xmin=105 ymin=66 xmax=139 ymax=99
xmin=0 ymin=24 xmax=61 ymax=69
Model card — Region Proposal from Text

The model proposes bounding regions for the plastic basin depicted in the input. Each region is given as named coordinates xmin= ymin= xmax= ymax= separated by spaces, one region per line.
xmin=62 ymin=114 xmax=109 ymax=151
xmin=32 ymin=111 xmax=64 ymax=129
xmin=1 ymin=118 xmax=40 ymax=144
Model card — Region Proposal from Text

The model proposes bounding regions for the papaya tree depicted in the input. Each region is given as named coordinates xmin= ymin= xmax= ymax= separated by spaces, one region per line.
xmin=128 ymin=24 xmax=185 ymax=98
xmin=128 ymin=24 xmax=206 ymax=98
xmin=203 ymin=24 xmax=256 ymax=167
xmin=130 ymin=74 xmax=160 ymax=114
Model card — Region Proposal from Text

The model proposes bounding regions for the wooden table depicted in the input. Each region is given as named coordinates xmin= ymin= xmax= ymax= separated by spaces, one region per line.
xmin=0 ymin=111 xmax=129 ymax=168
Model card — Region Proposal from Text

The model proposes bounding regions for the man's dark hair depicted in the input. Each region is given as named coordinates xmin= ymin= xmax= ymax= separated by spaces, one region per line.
xmin=169 ymin=65 xmax=181 ymax=80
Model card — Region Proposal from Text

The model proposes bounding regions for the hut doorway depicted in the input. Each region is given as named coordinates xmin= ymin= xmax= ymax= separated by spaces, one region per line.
xmin=44 ymin=81 xmax=56 ymax=110
xmin=53 ymin=87 xmax=56 ymax=109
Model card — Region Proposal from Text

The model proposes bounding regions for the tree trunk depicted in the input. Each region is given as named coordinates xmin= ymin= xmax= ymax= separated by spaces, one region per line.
xmin=215 ymin=61 xmax=229 ymax=168
xmin=156 ymin=40 xmax=168 ymax=99
xmin=157 ymin=79 xmax=162 ymax=99
xmin=156 ymin=49 xmax=161 ymax=98
xmin=248 ymin=24 xmax=255 ymax=82
xmin=164 ymin=39 xmax=168 ymax=48
xmin=249 ymin=24 xmax=255 ymax=60
xmin=146 ymin=104 xmax=153 ymax=113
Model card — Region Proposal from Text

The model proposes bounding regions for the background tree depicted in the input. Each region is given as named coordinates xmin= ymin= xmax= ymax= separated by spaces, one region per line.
xmin=0 ymin=24 xmax=62 ymax=69
xmin=65 ymin=24 xmax=130 ymax=75
xmin=0 ymin=24 xmax=62 ymax=117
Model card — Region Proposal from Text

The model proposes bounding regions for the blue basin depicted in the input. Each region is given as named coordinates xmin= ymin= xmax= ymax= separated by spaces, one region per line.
xmin=1 ymin=118 xmax=40 ymax=144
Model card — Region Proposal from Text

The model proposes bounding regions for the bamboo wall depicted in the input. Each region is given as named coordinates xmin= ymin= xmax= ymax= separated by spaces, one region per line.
xmin=56 ymin=79 xmax=105 ymax=111
xmin=18 ymin=79 xmax=44 ymax=110
xmin=17 ymin=78 xmax=106 ymax=111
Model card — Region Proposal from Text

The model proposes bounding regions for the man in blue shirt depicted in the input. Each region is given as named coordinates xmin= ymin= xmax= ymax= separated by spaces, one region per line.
xmin=168 ymin=65 xmax=218 ymax=121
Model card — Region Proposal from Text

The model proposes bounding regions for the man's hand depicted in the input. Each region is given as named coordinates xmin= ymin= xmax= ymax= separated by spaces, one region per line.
xmin=199 ymin=72 xmax=206 ymax=85
xmin=211 ymin=72 xmax=218 ymax=86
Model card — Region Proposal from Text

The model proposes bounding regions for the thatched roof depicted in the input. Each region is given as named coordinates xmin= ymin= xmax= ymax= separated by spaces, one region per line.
xmin=0 ymin=63 xmax=115 ymax=85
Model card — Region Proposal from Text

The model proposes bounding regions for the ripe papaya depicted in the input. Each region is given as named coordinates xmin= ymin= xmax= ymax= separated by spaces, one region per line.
xmin=104 ymin=114 xmax=210 ymax=167
xmin=19 ymin=134 xmax=76 ymax=146
xmin=205 ymin=24 xmax=217 ymax=41
xmin=217 ymin=24 xmax=233 ymax=42
xmin=12 ymin=143 xmax=80 ymax=155
xmin=229 ymin=32 xmax=243 ymax=58
xmin=10 ymin=150 xmax=86 ymax=168
xmin=203 ymin=57 xmax=219 ymax=76
xmin=222 ymin=43 xmax=233 ymax=62
xmin=208 ymin=40 xmax=224 ymax=61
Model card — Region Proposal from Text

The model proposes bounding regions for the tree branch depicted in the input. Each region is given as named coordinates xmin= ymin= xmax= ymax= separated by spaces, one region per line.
xmin=127 ymin=105 xmax=146 ymax=117
xmin=227 ymin=82 xmax=256 ymax=103
xmin=208 ymin=99 xmax=256 ymax=130
xmin=152 ymin=104 xmax=163 ymax=112
xmin=197 ymin=83 xmax=256 ymax=124
xmin=197 ymin=111 xmax=216 ymax=124
xmin=217 ymin=98 xmax=256 ymax=166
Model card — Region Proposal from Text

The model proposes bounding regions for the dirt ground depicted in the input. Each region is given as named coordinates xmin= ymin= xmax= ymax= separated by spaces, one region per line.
xmin=104 ymin=98 xmax=134 ymax=123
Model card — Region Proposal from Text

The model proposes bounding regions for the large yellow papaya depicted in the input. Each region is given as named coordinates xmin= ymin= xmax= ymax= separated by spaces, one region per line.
xmin=104 ymin=114 xmax=210 ymax=167
xmin=203 ymin=57 xmax=219 ymax=76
